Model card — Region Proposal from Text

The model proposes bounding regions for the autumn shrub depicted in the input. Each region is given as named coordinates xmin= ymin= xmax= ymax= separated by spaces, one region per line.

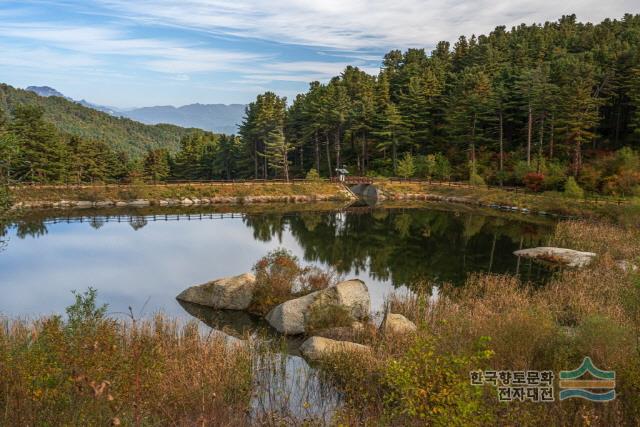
xmin=249 ymin=248 xmax=336 ymax=315
xmin=523 ymin=172 xmax=545 ymax=192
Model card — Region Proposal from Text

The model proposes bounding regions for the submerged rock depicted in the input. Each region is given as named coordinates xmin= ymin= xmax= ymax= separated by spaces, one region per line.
xmin=266 ymin=279 xmax=371 ymax=335
xmin=299 ymin=336 xmax=371 ymax=361
xmin=381 ymin=313 xmax=417 ymax=335
xmin=176 ymin=273 xmax=256 ymax=310
xmin=513 ymin=247 xmax=596 ymax=268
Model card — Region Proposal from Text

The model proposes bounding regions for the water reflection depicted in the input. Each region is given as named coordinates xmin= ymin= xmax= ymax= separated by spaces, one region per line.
xmin=0 ymin=203 xmax=555 ymax=318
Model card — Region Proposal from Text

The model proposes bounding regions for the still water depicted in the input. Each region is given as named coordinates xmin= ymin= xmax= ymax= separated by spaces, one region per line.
xmin=0 ymin=202 xmax=555 ymax=319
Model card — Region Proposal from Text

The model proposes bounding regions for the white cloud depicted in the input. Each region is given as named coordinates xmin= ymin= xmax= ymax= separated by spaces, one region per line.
xmin=97 ymin=0 xmax=638 ymax=51
xmin=0 ymin=22 xmax=266 ymax=74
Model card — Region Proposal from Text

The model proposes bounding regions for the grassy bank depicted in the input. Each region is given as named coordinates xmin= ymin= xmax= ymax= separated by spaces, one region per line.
xmin=9 ymin=181 xmax=351 ymax=206
xmin=376 ymin=180 xmax=640 ymax=225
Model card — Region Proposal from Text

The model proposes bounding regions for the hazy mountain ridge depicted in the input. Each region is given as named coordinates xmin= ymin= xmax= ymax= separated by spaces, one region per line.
xmin=3 ymin=83 xmax=201 ymax=156
xmin=123 ymin=103 xmax=245 ymax=134
xmin=25 ymin=85 xmax=244 ymax=134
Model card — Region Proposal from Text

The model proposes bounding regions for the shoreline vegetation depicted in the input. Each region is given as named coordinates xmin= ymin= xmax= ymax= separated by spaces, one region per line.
xmin=1 ymin=220 xmax=639 ymax=425
xmin=6 ymin=179 xmax=639 ymax=225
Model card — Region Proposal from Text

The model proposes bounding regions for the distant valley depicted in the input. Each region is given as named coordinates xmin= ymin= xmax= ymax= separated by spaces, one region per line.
xmin=26 ymin=86 xmax=244 ymax=134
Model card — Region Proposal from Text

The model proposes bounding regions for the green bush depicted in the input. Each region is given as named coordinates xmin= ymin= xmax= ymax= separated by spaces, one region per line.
xmin=305 ymin=168 xmax=321 ymax=181
xmin=469 ymin=172 xmax=486 ymax=187
xmin=382 ymin=336 xmax=494 ymax=425
xmin=564 ymin=177 xmax=585 ymax=198
xmin=397 ymin=152 xmax=416 ymax=178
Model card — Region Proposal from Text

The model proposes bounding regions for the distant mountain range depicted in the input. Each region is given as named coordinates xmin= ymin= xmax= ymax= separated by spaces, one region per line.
xmin=3 ymin=83 xmax=202 ymax=156
xmin=25 ymin=86 xmax=245 ymax=134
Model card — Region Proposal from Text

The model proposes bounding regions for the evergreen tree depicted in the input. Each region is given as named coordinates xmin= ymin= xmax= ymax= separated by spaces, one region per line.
xmin=143 ymin=148 xmax=170 ymax=183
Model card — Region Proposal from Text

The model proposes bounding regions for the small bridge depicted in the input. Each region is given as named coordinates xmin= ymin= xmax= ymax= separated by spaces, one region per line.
xmin=332 ymin=176 xmax=378 ymax=199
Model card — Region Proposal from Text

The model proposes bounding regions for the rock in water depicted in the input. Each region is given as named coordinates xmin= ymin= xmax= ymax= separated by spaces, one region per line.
xmin=265 ymin=292 xmax=318 ymax=335
xmin=299 ymin=336 xmax=371 ymax=361
xmin=266 ymin=279 xmax=371 ymax=335
xmin=382 ymin=313 xmax=417 ymax=335
xmin=513 ymin=247 xmax=596 ymax=268
xmin=176 ymin=273 xmax=256 ymax=310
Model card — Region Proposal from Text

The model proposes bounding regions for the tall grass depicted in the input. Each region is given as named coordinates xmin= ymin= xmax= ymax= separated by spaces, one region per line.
xmin=0 ymin=289 xmax=252 ymax=426
xmin=318 ymin=220 xmax=640 ymax=426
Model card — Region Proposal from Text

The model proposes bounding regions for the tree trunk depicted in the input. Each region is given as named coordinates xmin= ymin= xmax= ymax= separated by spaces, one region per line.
xmin=314 ymin=131 xmax=320 ymax=173
xmin=527 ymin=104 xmax=532 ymax=165
xmin=283 ymin=145 xmax=290 ymax=182
xmin=549 ymin=113 xmax=555 ymax=159
xmin=392 ymin=135 xmax=397 ymax=175
xmin=470 ymin=114 xmax=477 ymax=169
xmin=536 ymin=113 xmax=545 ymax=173
xmin=499 ymin=111 xmax=504 ymax=185
xmin=263 ymin=146 xmax=267 ymax=180
xmin=325 ymin=135 xmax=333 ymax=178
xmin=573 ymin=136 xmax=582 ymax=177
xmin=254 ymin=140 xmax=258 ymax=179
xmin=335 ymin=129 xmax=341 ymax=170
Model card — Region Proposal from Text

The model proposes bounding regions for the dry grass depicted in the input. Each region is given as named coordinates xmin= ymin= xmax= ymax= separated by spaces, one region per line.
xmin=10 ymin=181 xmax=349 ymax=204
xmin=317 ymin=220 xmax=640 ymax=426
xmin=375 ymin=180 xmax=640 ymax=224
xmin=0 ymin=308 xmax=252 ymax=426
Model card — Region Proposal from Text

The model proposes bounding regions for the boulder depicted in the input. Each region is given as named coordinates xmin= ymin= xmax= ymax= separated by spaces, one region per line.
xmin=513 ymin=247 xmax=596 ymax=268
xmin=128 ymin=199 xmax=150 ymax=207
xmin=381 ymin=313 xmax=417 ymax=335
xmin=299 ymin=336 xmax=371 ymax=362
xmin=176 ymin=273 xmax=256 ymax=310
xmin=266 ymin=279 xmax=370 ymax=335
xmin=265 ymin=292 xmax=317 ymax=335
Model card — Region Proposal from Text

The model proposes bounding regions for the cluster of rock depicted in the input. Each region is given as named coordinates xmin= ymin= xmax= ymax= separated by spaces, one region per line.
xmin=12 ymin=193 xmax=351 ymax=210
xmin=176 ymin=274 xmax=417 ymax=362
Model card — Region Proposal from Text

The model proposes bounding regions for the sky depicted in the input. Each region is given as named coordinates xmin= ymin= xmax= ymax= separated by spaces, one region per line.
xmin=0 ymin=1 xmax=637 ymax=108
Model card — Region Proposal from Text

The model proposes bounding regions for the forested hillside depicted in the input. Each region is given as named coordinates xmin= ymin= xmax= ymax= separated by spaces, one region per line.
xmin=0 ymin=84 xmax=199 ymax=156
xmin=239 ymin=14 xmax=640 ymax=195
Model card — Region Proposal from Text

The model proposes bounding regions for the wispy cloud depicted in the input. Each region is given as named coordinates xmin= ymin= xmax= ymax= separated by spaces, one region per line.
xmin=0 ymin=22 xmax=266 ymax=74
xmin=96 ymin=0 xmax=637 ymax=51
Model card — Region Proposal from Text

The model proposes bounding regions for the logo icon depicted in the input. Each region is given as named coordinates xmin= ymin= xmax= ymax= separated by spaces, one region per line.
xmin=559 ymin=357 xmax=615 ymax=401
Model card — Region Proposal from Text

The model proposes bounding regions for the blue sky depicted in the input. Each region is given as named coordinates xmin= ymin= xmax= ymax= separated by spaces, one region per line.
xmin=0 ymin=0 xmax=636 ymax=107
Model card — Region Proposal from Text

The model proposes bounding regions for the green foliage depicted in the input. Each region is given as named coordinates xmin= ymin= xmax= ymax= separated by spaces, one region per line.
xmin=65 ymin=287 xmax=108 ymax=334
xmin=564 ymin=176 xmax=585 ymax=198
xmin=382 ymin=336 xmax=494 ymax=425
xmin=143 ymin=148 xmax=170 ymax=182
xmin=397 ymin=152 xmax=416 ymax=178
xmin=306 ymin=303 xmax=354 ymax=333
xmin=305 ymin=168 xmax=321 ymax=181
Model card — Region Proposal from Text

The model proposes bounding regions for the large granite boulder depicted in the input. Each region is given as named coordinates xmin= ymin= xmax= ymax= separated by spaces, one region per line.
xmin=266 ymin=279 xmax=370 ymax=335
xmin=176 ymin=273 xmax=256 ymax=310
xmin=299 ymin=336 xmax=371 ymax=362
xmin=381 ymin=313 xmax=417 ymax=335
xmin=513 ymin=247 xmax=596 ymax=268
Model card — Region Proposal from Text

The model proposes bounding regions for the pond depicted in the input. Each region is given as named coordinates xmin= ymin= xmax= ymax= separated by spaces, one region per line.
xmin=0 ymin=202 xmax=556 ymax=319
xmin=0 ymin=201 xmax=557 ymax=420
